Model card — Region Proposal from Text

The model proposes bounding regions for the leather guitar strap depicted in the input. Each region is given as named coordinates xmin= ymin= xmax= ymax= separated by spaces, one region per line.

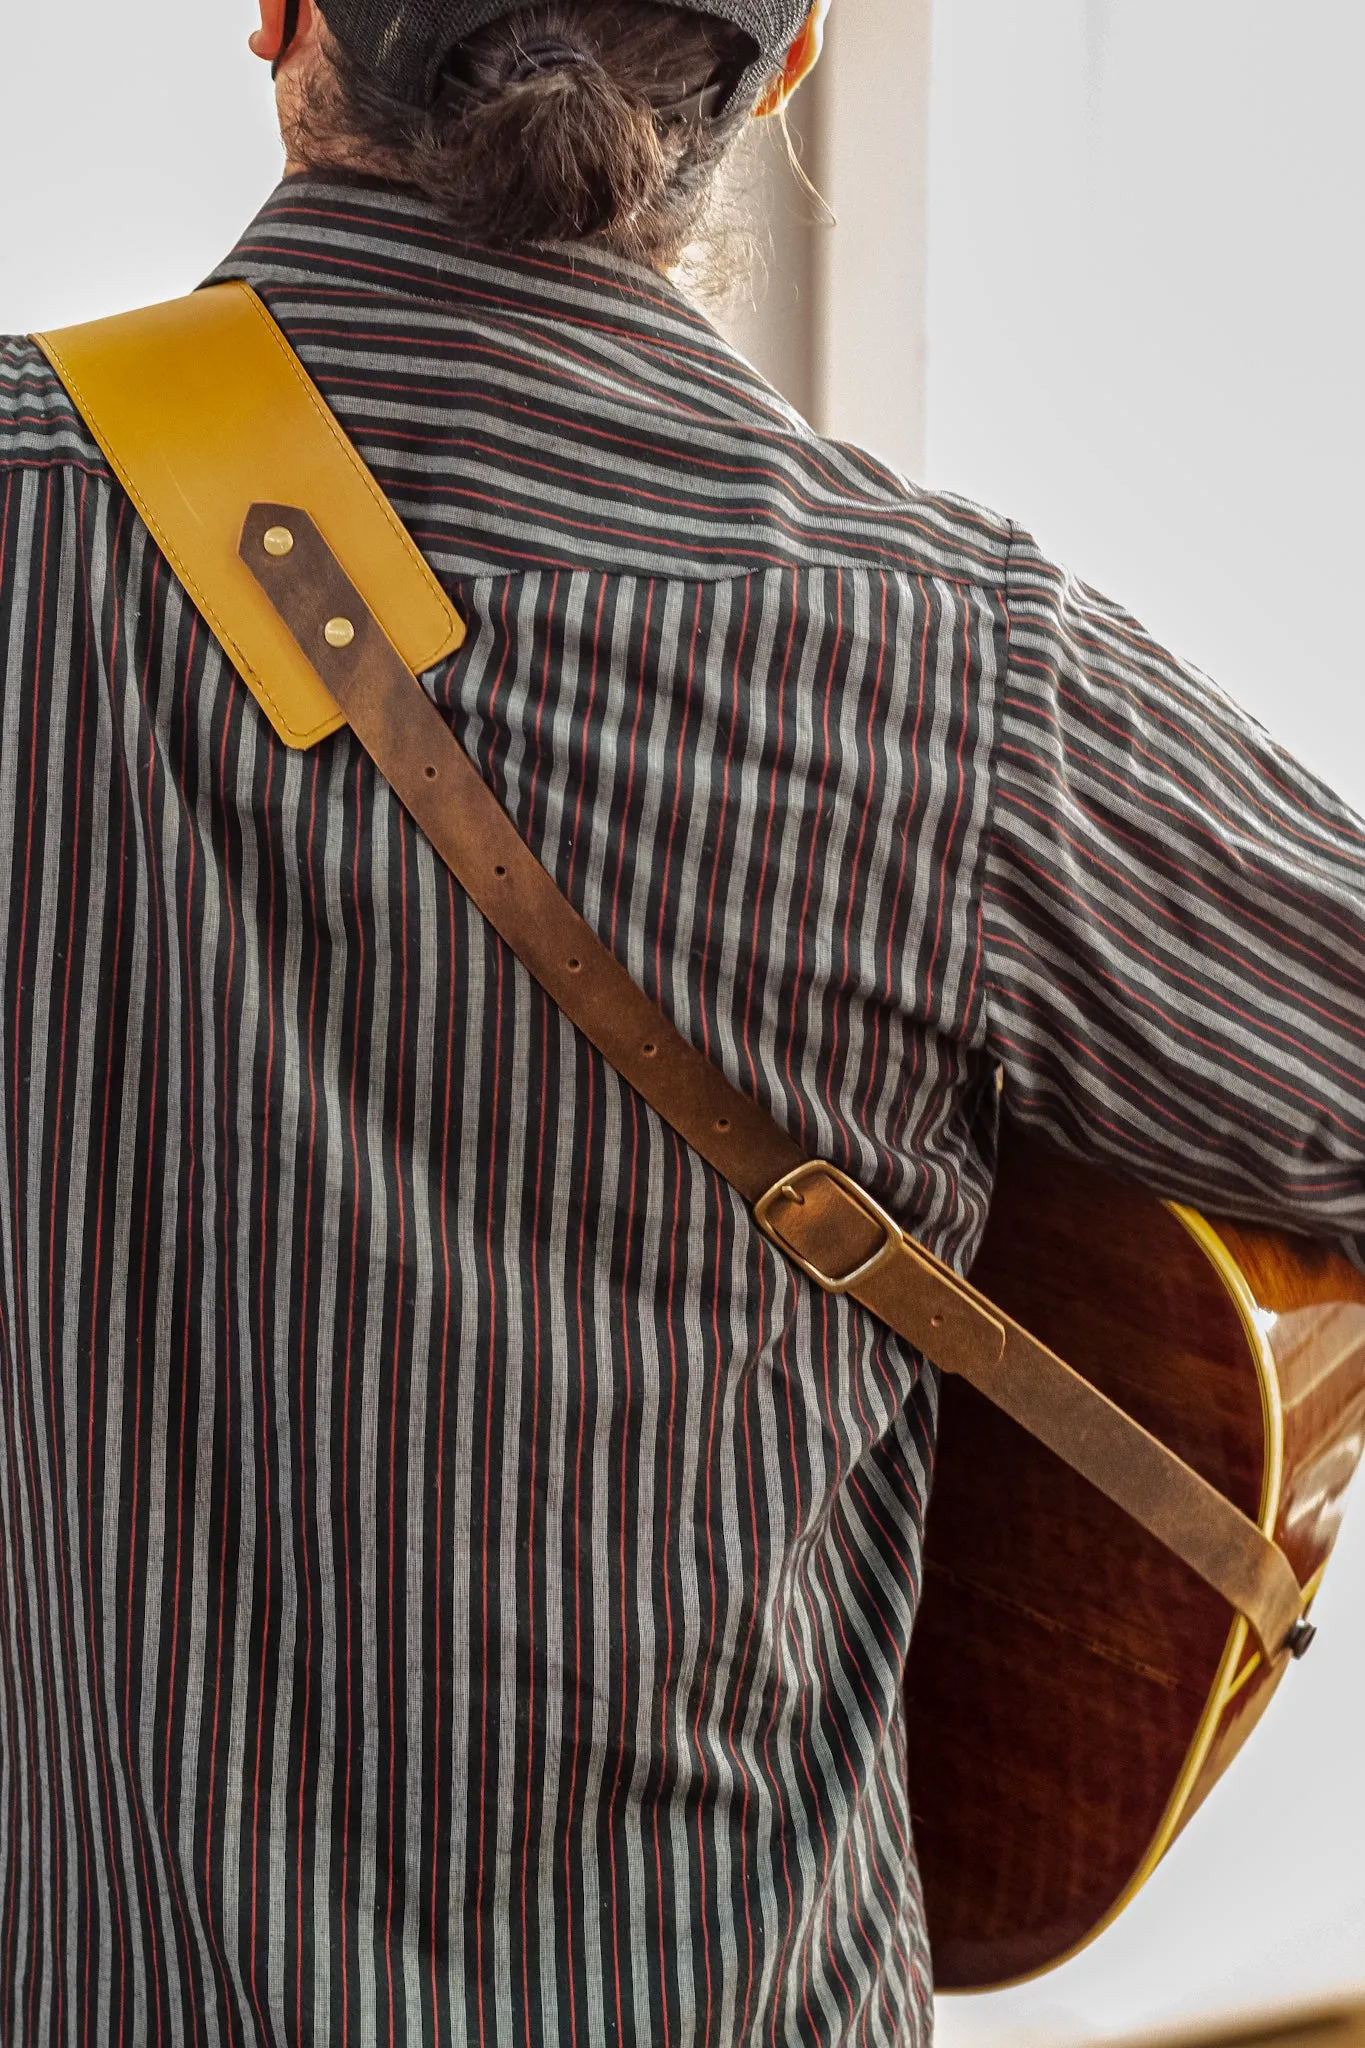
xmin=37 ymin=287 xmax=1310 ymax=1665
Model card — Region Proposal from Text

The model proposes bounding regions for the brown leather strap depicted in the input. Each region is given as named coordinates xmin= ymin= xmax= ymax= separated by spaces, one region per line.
xmin=239 ymin=501 xmax=1307 ymax=1663
xmin=765 ymin=1168 xmax=1306 ymax=1658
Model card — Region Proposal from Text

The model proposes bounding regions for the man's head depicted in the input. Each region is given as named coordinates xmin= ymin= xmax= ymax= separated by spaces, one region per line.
xmin=249 ymin=0 xmax=829 ymax=274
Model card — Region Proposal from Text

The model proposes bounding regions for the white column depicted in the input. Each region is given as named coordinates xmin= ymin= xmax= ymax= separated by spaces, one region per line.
xmin=718 ymin=0 xmax=933 ymax=481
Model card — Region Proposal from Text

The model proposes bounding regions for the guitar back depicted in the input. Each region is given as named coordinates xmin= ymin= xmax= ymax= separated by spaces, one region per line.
xmin=906 ymin=1132 xmax=1365 ymax=1991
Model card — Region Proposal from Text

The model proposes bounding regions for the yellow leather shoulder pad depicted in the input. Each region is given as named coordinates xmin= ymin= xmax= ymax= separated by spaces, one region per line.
xmin=35 ymin=282 xmax=465 ymax=750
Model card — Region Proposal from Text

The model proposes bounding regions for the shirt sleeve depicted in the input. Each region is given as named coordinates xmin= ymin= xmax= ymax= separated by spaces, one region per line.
xmin=983 ymin=523 xmax=1365 ymax=1254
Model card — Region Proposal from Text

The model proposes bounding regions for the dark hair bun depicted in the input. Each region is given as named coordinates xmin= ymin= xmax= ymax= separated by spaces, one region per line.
xmin=461 ymin=42 xmax=668 ymax=242
xmin=303 ymin=2 xmax=759 ymax=270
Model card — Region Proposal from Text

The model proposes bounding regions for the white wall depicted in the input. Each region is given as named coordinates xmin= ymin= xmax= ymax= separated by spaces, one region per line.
xmin=926 ymin=4 xmax=1365 ymax=2041
xmin=0 ymin=1 xmax=283 ymax=334
xmin=924 ymin=0 xmax=1365 ymax=814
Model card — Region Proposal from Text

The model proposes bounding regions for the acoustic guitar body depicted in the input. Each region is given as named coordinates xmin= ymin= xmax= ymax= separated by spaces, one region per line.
xmin=905 ymin=1131 xmax=1365 ymax=1991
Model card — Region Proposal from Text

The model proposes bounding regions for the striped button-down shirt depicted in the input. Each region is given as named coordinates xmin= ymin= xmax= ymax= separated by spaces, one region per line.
xmin=1 ymin=175 xmax=1363 ymax=2048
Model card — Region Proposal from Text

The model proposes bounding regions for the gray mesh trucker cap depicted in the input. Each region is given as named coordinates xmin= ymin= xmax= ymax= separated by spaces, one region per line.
xmin=318 ymin=0 xmax=808 ymax=111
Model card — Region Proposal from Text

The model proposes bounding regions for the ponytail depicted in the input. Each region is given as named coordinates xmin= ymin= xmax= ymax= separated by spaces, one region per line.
xmin=299 ymin=2 xmax=761 ymax=270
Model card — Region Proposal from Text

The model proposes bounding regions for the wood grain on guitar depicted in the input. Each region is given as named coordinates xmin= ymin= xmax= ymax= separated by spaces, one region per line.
xmin=905 ymin=1130 xmax=1365 ymax=1991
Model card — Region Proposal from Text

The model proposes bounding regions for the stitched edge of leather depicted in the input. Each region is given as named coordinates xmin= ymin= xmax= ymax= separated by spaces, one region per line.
xmin=34 ymin=286 xmax=462 ymax=745
xmin=33 ymin=326 xmax=341 ymax=749
xmin=235 ymin=285 xmax=463 ymax=674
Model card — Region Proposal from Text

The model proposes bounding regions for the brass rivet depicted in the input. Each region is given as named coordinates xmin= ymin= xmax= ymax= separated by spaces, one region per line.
xmin=263 ymin=526 xmax=295 ymax=558
xmin=324 ymin=617 xmax=356 ymax=649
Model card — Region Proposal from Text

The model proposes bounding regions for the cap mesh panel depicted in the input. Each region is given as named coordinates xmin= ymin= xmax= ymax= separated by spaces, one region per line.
xmin=319 ymin=0 xmax=809 ymax=110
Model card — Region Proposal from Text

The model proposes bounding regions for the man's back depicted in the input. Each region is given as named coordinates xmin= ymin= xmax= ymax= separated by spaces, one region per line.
xmin=0 ymin=175 xmax=1003 ymax=2044
xmin=2 ymin=175 xmax=1364 ymax=2047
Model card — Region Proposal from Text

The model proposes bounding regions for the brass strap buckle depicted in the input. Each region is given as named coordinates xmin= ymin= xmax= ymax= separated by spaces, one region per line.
xmin=754 ymin=1161 xmax=903 ymax=1296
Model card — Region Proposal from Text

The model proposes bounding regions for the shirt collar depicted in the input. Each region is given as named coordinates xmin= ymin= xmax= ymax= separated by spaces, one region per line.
xmin=206 ymin=174 xmax=802 ymax=432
